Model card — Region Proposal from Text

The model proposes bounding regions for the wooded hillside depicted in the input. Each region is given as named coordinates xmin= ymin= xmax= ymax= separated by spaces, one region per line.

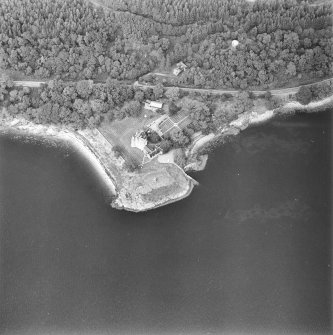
xmin=0 ymin=0 xmax=332 ymax=89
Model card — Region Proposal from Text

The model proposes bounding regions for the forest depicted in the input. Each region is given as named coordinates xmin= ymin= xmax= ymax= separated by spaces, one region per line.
xmin=0 ymin=0 xmax=332 ymax=89
xmin=0 ymin=76 xmax=170 ymax=128
xmin=0 ymin=0 xmax=332 ymax=147
xmin=1 ymin=74 xmax=333 ymax=152
xmin=0 ymin=72 xmax=276 ymax=143
xmin=0 ymin=75 xmax=216 ymax=135
xmin=95 ymin=0 xmax=333 ymax=88
xmin=0 ymin=0 xmax=157 ymax=80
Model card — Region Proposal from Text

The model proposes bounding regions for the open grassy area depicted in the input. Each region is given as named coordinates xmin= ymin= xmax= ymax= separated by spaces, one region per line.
xmin=98 ymin=110 xmax=160 ymax=165
xmin=97 ymin=96 xmax=197 ymax=169
xmin=116 ymin=158 xmax=193 ymax=209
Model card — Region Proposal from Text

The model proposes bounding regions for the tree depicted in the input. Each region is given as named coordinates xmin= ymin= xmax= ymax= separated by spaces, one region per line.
xmin=112 ymin=145 xmax=125 ymax=158
xmin=0 ymin=87 xmax=6 ymax=101
xmin=147 ymin=130 xmax=160 ymax=143
xmin=168 ymin=101 xmax=180 ymax=115
xmin=9 ymin=90 xmax=18 ymax=102
xmin=2 ymin=74 xmax=14 ymax=88
xmin=76 ymin=80 xmax=93 ymax=99
xmin=134 ymin=90 xmax=145 ymax=102
xmin=90 ymin=99 xmax=104 ymax=114
xmin=213 ymin=102 xmax=237 ymax=128
xmin=159 ymin=139 xmax=172 ymax=153
xmin=286 ymin=62 xmax=297 ymax=77
xmin=124 ymin=160 xmax=140 ymax=172
xmin=63 ymin=85 xmax=77 ymax=100
xmin=121 ymin=101 xmax=142 ymax=117
xmin=153 ymin=83 xmax=164 ymax=99
xmin=310 ymin=80 xmax=333 ymax=100
xmin=235 ymin=91 xmax=254 ymax=113
xmin=264 ymin=91 xmax=272 ymax=100
xmin=165 ymin=87 xmax=180 ymax=101
xmin=174 ymin=149 xmax=186 ymax=168
xmin=296 ymin=86 xmax=313 ymax=105
xmin=169 ymin=129 xmax=190 ymax=147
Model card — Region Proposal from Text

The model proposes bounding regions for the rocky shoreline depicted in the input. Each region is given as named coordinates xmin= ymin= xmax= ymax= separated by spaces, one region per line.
xmin=0 ymin=114 xmax=118 ymax=195
xmin=0 ymin=111 xmax=194 ymax=212
xmin=1 ymin=94 xmax=332 ymax=212
xmin=188 ymin=95 xmax=333 ymax=162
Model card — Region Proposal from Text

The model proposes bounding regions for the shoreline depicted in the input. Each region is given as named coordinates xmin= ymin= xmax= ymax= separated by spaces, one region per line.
xmin=191 ymin=95 xmax=333 ymax=155
xmin=60 ymin=131 xmax=118 ymax=196
xmin=114 ymin=178 xmax=195 ymax=213
xmin=1 ymin=94 xmax=332 ymax=212
xmin=0 ymin=116 xmax=117 ymax=197
xmin=0 ymin=113 xmax=195 ymax=212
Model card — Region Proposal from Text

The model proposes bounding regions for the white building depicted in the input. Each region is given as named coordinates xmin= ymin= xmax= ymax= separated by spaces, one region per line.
xmin=177 ymin=62 xmax=187 ymax=69
xmin=144 ymin=100 xmax=163 ymax=112
xmin=173 ymin=68 xmax=182 ymax=76
xmin=173 ymin=62 xmax=187 ymax=76
xmin=131 ymin=130 xmax=163 ymax=164
xmin=131 ymin=133 xmax=147 ymax=151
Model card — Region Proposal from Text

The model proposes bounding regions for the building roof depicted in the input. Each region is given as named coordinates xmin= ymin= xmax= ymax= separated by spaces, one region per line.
xmin=144 ymin=100 xmax=163 ymax=110
xmin=177 ymin=61 xmax=187 ymax=68
xmin=173 ymin=68 xmax=182 ymax=76
xmin=150 ymin=101 xmax=163 ymax=108
xmin=131 ymin=134 xmax=147 ymax=151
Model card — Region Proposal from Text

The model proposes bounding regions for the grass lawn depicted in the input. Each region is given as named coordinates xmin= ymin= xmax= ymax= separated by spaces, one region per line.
xmin=98 ymin=110 xmax=161 ymax=164
xmin=98 ymin=100 xmax=195 ymax=166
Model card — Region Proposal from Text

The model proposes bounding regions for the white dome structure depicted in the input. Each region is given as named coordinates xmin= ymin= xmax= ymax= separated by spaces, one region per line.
xmin=231 ymin=40 xmax=239 ymax=48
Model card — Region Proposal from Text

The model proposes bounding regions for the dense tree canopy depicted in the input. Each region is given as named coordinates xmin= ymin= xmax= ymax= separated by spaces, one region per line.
xmin=1 ymin=0 xmax=332 ymax=137
xmin=0 ymin=0 xmax=332 ymax=89
xmin=0 ymin=79 xmax=140 ymax=127
xmin=0 ymin=0 xmax=157 ymax=80
xmin=100 ymin=0 xmax=333 ymax=88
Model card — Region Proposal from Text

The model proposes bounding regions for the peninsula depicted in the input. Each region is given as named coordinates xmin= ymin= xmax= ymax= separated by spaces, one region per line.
xmin=0 ymin=0 xmax=332 ymax=212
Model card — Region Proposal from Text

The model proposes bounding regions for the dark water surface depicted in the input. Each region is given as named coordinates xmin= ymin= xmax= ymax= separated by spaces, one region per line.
xmin=0 ymin=111 xmax=331 ymax=335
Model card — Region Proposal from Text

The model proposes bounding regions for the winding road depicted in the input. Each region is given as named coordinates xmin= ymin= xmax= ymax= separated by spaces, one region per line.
xmin=89 ymin=0 xmax=110 ymax=11
xmin=4 ymin=77 xmax=332 ymax=98
xmin=133 ymin=77 xmax=333 ymax=97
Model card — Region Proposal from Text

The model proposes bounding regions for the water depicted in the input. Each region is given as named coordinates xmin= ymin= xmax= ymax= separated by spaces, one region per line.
xmin=0 ymin=111 xmax=331 ymax=335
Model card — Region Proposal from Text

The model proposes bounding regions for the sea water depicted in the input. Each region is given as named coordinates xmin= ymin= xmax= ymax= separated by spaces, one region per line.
xmin=0 ymin=111 xmax=331 ymax=334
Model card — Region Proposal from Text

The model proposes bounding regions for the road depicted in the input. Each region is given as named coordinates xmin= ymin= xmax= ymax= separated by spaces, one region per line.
xmin=153 ymin=72 xmax=174 ymax=77
xmin=13 ymin=80 xmax=46 ymax=88
xmin=134 ymin=77 xmax=333 ymax=97
xmin=309 ymin=1 xmax=330 ymax=6
xmin=2 ymin=77 xmax=331 ymax=98
xmin=88 ymin=0 xmax=110 ymax=11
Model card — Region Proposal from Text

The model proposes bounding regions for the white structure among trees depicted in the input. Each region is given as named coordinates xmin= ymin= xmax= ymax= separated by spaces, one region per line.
xmin=173 ymin=62 xmax=187 ymax=76
xmin=144 ymin=100 xmax=163 ymax=112
xmin=231 ymin=40 xmax=239 ymax=48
